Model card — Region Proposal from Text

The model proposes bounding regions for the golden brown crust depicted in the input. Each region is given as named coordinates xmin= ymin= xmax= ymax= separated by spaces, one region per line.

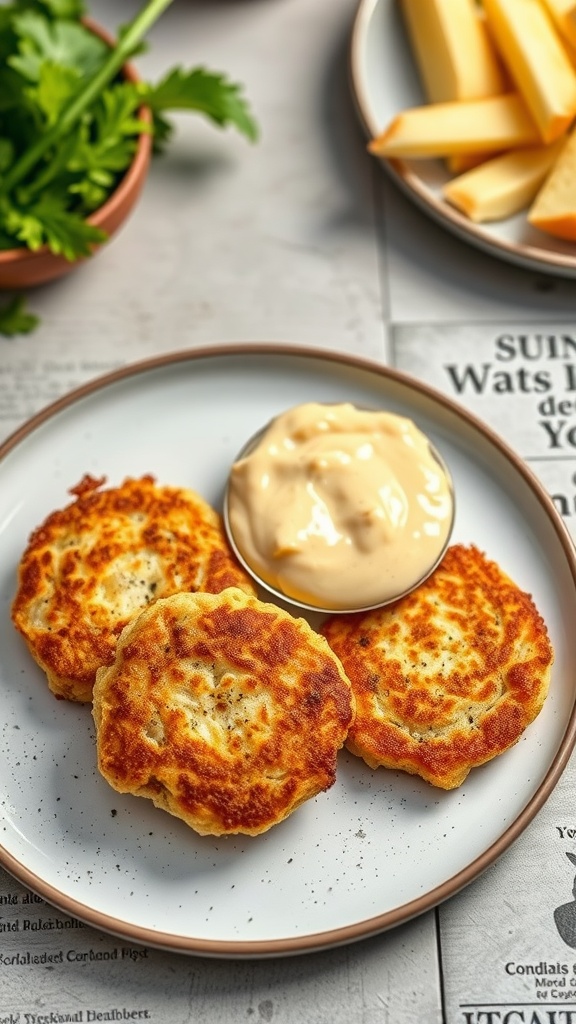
xmin=11 ymin=475 xmax=256 ymax=703
xmin=92 ymin=588 xmax=355 ymax=836
xmin=321 ymin=544 xmax=553 ymax=790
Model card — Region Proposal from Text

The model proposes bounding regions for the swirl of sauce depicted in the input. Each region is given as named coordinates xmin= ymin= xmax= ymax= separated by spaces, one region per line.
xmin=225 ymin=402 xmax=454 ymax=612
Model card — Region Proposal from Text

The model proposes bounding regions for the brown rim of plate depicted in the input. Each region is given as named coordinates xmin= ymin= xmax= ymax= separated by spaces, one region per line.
xmin=1 ymin=342 xmax=575 ymax=958
xmin=348 ymin=0 xmax=576 ymax=279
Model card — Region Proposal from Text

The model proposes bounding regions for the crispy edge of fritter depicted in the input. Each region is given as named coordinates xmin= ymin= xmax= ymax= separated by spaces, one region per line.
xmin=92 ymin=587 xmax=355 ymax=836
xmin=11 ymin=474 xmax=256 ymax=702
xmin=321 ymin=544 xmax=554 ymax=790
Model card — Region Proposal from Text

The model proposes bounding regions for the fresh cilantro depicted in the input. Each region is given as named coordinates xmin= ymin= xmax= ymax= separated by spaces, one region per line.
xmin=0 ymin=295 xmax=39 ymax=336
xmin=4 ymin=193 xmax=106 ymax=257
xmin=145 ymin=67 xmax=259 ymax=146
xmin=0 ymin=139 xmax=15 ymax=172
xmin=9 ymin=9 xmax=108 ymax=82
xmin=31 ymin=61 xmax=83 ymax=126
xmin=0 ymin=0 xmax=258 ymax=268
xmin=37 ymin=0 xmax=86 ymax=18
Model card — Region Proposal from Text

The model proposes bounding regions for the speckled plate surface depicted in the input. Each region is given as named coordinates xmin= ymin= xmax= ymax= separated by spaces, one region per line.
xmin=350 ymin=0 xmax=576 ymax=278
xmin=1 ymin=345 xmax=575 ymax=958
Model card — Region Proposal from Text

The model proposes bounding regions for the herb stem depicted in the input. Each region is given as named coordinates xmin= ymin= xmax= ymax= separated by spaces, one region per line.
xmin=0 ymin=0 xmax=174 ymax=197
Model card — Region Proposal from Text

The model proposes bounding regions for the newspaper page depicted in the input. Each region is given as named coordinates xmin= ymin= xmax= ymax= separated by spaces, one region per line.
xmin=0 ymin=357 xmax=123 ymax=442
xmin=393 ymin=320 xmax=576 ymax=1024
xmin=0 ymin=863 xmax=441 ymax=1024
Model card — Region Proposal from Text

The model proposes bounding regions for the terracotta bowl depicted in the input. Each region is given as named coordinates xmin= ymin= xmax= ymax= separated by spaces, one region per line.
xmin=0 ymin=20 xmax=152 ymax=290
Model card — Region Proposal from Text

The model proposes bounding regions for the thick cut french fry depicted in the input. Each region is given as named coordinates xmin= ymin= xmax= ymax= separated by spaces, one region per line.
xmin=528 ymin=126 xmax=576 ymax=239
xmin=368 ymin=94 xmax=540 ymax=159
xmin=444 ymin=141 xmax=565 ymax=221
xmin=400 ymin=0 xmax=505 ymax=102
xmin=400 ymin=0 xmax=507 ymax=173
xmin=446 ymin=151 xmax=499 ymax=173
xmin=541 ymin=0 xmax=576 ymax=51
xmin=483 ymin=0 xmax=576 ymax=143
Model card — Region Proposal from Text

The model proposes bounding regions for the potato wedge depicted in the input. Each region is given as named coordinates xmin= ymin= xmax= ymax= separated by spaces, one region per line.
xmin=483 ymin=0 xmax=576 ymax=143
xmin=369 ymin=94 xmax=540 ymax=159
xmin=444 ymin=140 xmax=565 ymax=221
xmin=400 ymin=0 xmax=505 ymax=102
xmin=541 ymin=0 xmax=576 ymax=51
xmin=528 ymin=126 xmax=576 ymax=239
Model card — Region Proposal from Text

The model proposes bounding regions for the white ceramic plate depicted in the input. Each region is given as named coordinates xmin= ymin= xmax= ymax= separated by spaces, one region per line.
xmin=1 ymin=345 xmax=575 ymax=958
xmin=350 ymin=0 xmax=576 ymax=278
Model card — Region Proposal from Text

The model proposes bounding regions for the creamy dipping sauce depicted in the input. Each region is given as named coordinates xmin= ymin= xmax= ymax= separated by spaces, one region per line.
xmin=226 ymin=402 xmax=454 ymax=611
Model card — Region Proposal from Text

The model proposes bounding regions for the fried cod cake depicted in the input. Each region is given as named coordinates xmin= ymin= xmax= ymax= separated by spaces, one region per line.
xmin=92 ymin=587 xmax=355 ymax=836
xmin=12 ymin=475 xmax=256 ymax=703
xmin=321 ymin=544 xmax=553 ymax=790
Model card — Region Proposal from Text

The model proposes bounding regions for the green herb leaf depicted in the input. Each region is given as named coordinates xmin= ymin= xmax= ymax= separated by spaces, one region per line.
xmin=0 ymin=139 xmax=15 ymax=172
xmin=0 ymin=295 xmax=39 ymax=337
xmin=37 ymin=0 xmax=86 ymax=19
xmin=145 ymin=66 xmax=259 ymax=142
xmin=0 ymin=68 xmax=29 ymax=113
xmin=30 ymin=60 xmax=81 ymax=125
xmin=4 ymin=193 xmax=107 ymax=259
xmin=9 ymin=10 xmax=107 ymax=82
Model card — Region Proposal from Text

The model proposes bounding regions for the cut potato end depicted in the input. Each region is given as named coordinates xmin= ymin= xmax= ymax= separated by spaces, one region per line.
xmin=369 ymin=94 xmax=540 ymax=159
xmin=444 ymin=140 xmax=565 ymax=221
xmin=528 ymin=212 xmax=576 ymax=239
xmin=528 ymin=127 xmax=576 ymax=239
